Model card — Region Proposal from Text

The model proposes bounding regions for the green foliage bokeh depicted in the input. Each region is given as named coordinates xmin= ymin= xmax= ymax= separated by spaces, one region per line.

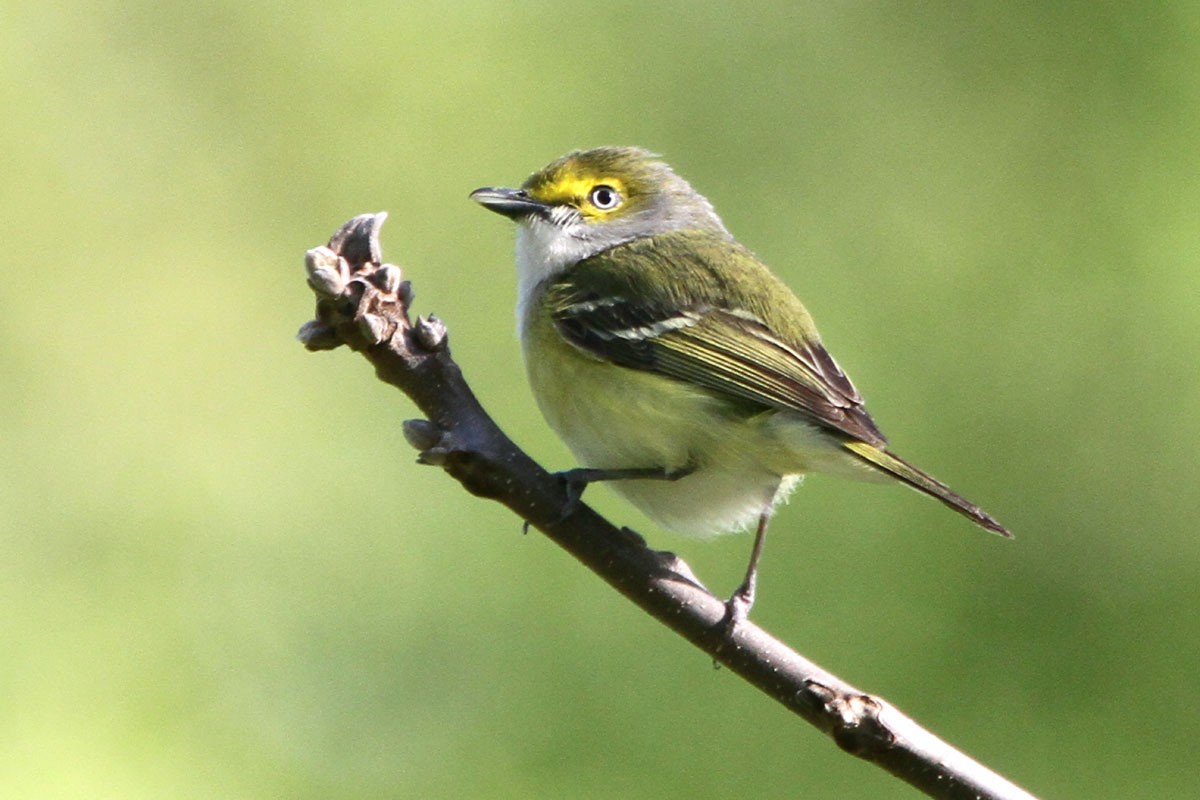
xmin=2 ymin=3 xmax=1198 ymax=797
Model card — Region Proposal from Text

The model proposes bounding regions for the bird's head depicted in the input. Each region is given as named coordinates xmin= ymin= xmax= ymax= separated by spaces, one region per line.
xmin=471 ymin=146 xmax=729 ymax=279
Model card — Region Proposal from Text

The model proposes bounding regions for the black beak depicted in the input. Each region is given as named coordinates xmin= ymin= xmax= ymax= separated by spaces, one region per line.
xmin=469 ymin=187 xmax=550 ymax=221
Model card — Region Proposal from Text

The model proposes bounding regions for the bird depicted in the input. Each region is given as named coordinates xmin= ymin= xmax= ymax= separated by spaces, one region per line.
xmin=470 ymin=146 xmax=1009 ymax=625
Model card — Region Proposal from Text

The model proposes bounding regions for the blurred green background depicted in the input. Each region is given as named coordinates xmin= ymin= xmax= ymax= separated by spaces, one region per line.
xmin=3 ymin=2 xmax=1197 ymax=797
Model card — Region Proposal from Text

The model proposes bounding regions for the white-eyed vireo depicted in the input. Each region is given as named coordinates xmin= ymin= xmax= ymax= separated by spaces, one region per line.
xmin=471 ymin=147 xmax=1009 ymax=624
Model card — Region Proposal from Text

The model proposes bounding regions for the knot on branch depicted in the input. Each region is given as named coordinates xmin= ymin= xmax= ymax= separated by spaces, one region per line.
xmin=803 ymin=680 xmax=894 ymax=756
xmin=297 ymin=212 xmax=445 ymax=358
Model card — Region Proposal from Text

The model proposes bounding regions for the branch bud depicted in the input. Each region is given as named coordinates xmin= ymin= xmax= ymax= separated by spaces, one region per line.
xmin=295 ymin=320 xmax=343 ymax=351
xmin=403 ymin=418 xmax=444 ymax=452
xmin=414 ymin=315 xmax=448 ymax=351
xmin=358 ymin=312 xmax=391 ymax=344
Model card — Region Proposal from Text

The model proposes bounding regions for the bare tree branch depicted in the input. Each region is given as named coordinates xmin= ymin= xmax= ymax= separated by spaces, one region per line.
xmin=297 ymin=213 xmax=1040 ymax=800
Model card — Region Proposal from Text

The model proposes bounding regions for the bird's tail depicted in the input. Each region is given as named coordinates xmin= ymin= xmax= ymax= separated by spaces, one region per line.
xmin=842 ymin=441 xmax=1012 ymax=537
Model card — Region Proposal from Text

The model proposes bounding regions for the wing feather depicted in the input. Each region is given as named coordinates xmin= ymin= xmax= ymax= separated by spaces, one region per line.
xmin=546 ymin=234 xmax=887 ymax=446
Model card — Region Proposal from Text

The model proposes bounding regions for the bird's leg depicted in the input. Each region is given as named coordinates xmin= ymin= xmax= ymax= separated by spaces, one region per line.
xmin=524 ymin=465 xmax=694 ymax=533
xmin=559 ymin=464 xmax=693 ymax=487
xmin=722 ymin=504 xmax=774 ymax=633
xmin=555 ymin=465 xmax=694 ymax=517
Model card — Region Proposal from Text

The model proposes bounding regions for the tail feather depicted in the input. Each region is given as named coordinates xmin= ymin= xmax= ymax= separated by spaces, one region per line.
xmin=842 ymin=441 xmax=1012 ymax=537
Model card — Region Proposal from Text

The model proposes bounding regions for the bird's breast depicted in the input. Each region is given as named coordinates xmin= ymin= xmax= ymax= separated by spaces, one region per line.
xmin=520 ymin=306 xmax=792 ymax=535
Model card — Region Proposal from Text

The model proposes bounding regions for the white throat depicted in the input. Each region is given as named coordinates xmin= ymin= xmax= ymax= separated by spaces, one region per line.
xmin=514 ymin=218 xmax=597 ymax=335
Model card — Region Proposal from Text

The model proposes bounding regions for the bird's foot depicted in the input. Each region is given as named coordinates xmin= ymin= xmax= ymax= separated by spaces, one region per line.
xmin=719 ymin=581 xmax=755 ymax=638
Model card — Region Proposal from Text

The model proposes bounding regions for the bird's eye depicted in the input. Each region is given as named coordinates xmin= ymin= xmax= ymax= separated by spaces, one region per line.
xmin=588 ymin=185 xmax=622 ymax=211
